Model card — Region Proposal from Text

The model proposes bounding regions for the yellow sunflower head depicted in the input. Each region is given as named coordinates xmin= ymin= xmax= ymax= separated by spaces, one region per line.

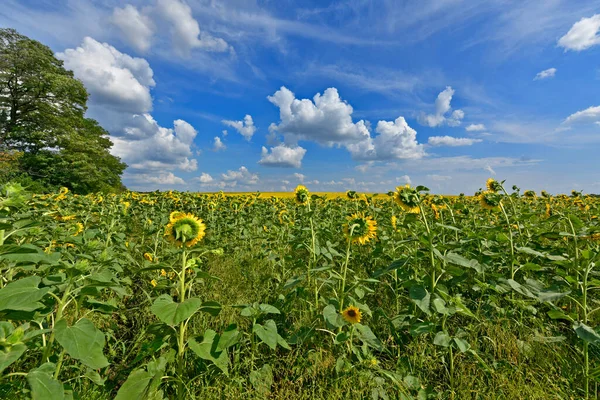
xmin=143 ymin=252 xmax=153 ymax=262
xmin=342 ymin=305 xmax=362 ymax=324
xmin=164 ymin=213 xmax=206 ymax=247
xmin=545 ymin=203 xmax=552 ymax=218
xmin=346 ymin=190 xmax=359 ymax=200
xmin=169 ymin=211 xmax=186 ymax=222
xmin=391 ymin=215 xmax=397 ymax=230
xmin=486 ymin=178 xmax=502 ymax=193
xmin=294 ymin=185 xmax=310 ymax=205
xmin=479 ymin=190 xmax=502 ymax=211
xmin=344 ymin=212 xmax=377 ymax=245
xmin=523 ymin=190 xmax=536 ymax=199
xmin=278 ymin=209 xmax=293 ymax=225
xmin=71 ymin=222 xmax=84 ymax=237
xmin=393 ymin=185 xmax=421 ymax=214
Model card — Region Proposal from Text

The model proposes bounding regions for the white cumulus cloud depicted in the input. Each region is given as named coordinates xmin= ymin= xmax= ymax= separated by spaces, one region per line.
xmin=418 ymin=86 xmax=464 ymax=128
xmin=222 ymin=115 xmax=256 ymax=141
xmin=221 ymin=166 xmax=259 ymax=185
xmin=259 ymin=145 xmax=307 ymax=168
xmin=534 ymin=68 xmax=557 ymax=80
xmin=267 ymin=86 xmax=371 ymax=146
xmin=57 ymin=38 xmax=198 ymax=179
xmin=347 ymin=117 xmax=425 ymax=160
xmin=111 ymin=5 xmax=154 ymax=53
xmin=558 ymin=14 xmax=600 ymax=51
xmin=428 ymin=136 xmax=483 ymax=146
xmin=197 ymin=173 xmax=214 ymax=184
xmin=465 ymin=124 xmax=486 ymax=132
xmin=213 ymin=136 xmax=226 ymax=151
xmin=155 ymin=0 xmax=230 ymax=56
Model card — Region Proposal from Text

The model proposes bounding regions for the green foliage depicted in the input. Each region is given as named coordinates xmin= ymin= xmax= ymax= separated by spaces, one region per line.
xmin=0 ymin=183 xmax=598 ymax=398
xmin=0 ymin=28 xmax=126 ymax=193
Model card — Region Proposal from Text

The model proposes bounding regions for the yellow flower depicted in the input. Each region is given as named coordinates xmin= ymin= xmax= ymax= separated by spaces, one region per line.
xmin=342 ymin=305 xmax=362 ymax=324
xmin=344 ymin=213 xmax=377 ymax=245
xmin=391 ymin=215 xmax=397 ymax=231
xmin=72 ymin=222 xmax=84 ymax=236
xmin=164 ymin=213 xmax=207 ymax=247
xmin=294 ymin=185 xmax=310 ymax=206
xmin=143 ymin=253 xmax=153 ymax=262
xmin=545 ymin=203 xmax=552 ymax=218
xmin=486 ymin=178 xmax=502 ymax=193
xmin=263 ymin=225 xmax=269 ymax=232
xmin=393 ymin=185 xmax=421 ymax=214
xmin=169 ymin=211 xmax=186 ymax=222
xmin=150 ymin=279 xmax=158 ymax=287
xmin=479 ymin=191 xmax=501 ymax=211
xmin=160 ymin=269 xmax=167 ymax=276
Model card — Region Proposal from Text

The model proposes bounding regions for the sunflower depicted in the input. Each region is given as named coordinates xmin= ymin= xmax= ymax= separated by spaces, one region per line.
xmin=143 ymin=252 xmax=153 ymax=262
xmin=391 ymin=215 xmax=397 ymax=231
xmin=486 ymin=178 xmax=502 ymax=193
xmin=344 ymin=212 xmax=377 ymax=245
xmin=342 ymin=305 xmax=362 ymax=324
xmin=545 ymin=203 xmax=552 ymax=218
xmin=164 ymin=213 xmax=206 ymax=247
xmin=294 ymin=185 xmax=310 ymax=206
xmin=346 ymin=190 xmax=359 ymax=200
xmin=169 ymin=211 xmax=186 ymax=222
xmin=72 ymin=222 xmax=84 ymax=236
xmin=523 ymin=190 xmax=536 ymax=199
xmin=393 ymin=185 xmax=421 ymax=214
xmin=278 ymin=209 xmax=293 ymax=225
xmin=479 ymin=190 xmax=502 ymax=211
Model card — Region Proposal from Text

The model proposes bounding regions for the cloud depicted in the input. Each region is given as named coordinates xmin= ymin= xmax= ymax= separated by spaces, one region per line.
xmin=417 ymin=87 xmax=464 ymax=127
xmin=396 ymin=175 xmax=412 ymax=184
xmin=155 ymin=0 xmax=230 ymax=56
xmin=57 ymin=38 xmax=198 ymax=176
xmin=534 ymin=68 xmax=557 ymax=80
xmin=485 ymin=165 xmax=496 ymax=175
xmin=111 ymin=5 xmax=154 ymax=52
xmin=213 ymin=136 xmax=226 ymax=151
xmin=197 ymin=173 xmax=214 ymax=184
xmin=221 ymin=166 xmax=259 ymax=185
xmin=57 ymin=37 xmax=155 ymax=113
xmin=427 ymin=174 xmax=452 ymax=181
xmin=428 ymin=136 xmax=483 ymax=146
xmin=347 ymin=117 xmax=425 ymax=160
xmin=259 ymin=145 xmax=307 ymax=168
xmin=222 ymin=115 xmax=256 ymax=141
xmin=465 ymin=124 xmax=486 ymax=132
xmin=267 ymin=86 xmax=370 ymax=146
xmin=293 ymin=173 xmax=305 ymax=182
xmin=564 ymin=105 xmax=600 ymax=124
xmin=267 ymin=87 xmax=425 ymax=161
xmin=558 ymin=14 xmax=600 ymax=51
xmin=142 ymin=172 xmax=185 ymax=185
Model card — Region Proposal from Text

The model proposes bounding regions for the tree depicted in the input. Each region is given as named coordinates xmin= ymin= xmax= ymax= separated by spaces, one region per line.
xmin=0 ymin=28 xmax=126 ymax=193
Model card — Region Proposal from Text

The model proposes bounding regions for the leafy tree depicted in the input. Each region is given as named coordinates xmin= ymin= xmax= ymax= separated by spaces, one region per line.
xmin=0 ymin=28 xmax=126 ymax=193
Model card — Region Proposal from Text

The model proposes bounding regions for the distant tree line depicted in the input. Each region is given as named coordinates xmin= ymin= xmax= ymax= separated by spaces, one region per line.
xmin=0 ymin=28 xmax=126 ymax=194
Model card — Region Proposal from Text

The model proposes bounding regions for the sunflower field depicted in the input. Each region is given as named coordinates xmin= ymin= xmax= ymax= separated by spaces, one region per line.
xmin=0 ymin=180 xmax=599 ymax=399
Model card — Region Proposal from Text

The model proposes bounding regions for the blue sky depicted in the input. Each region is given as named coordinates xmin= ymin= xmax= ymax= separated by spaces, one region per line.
xmin=2 ymin=0 xmax=600 ymax=194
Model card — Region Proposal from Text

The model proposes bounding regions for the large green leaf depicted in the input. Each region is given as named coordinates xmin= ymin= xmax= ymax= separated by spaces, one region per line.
xmin=0 ymin=343 xmax=26 ymax=373
xmin=574 ymin=322 xmax=600 ymax=345
xmin=444 ymin=252 xmax=483 ymax=273
xmin=0 ymin=276 xmax=50 ymax=312
xmin=54 ymin=318 xmax=109 ymax=369
xmin=114 ymin=350 xmax=174 ymax=400
xmin=27 ymin=363 xmax=66 ymax=400
xmin=323 ymin=304 xmax=343 ymax=328
xmin=355 ymin=324 xmax=382 ymax=350
xmin=150 ymin=295 xmax=202 ymax=326
xmin=252 ymin=320 xmax=289 ymax=351
xmin=409 ymin=285 xmax=431 ymax=315
xmin=188 ymin=330 xmax=229 ymax=375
